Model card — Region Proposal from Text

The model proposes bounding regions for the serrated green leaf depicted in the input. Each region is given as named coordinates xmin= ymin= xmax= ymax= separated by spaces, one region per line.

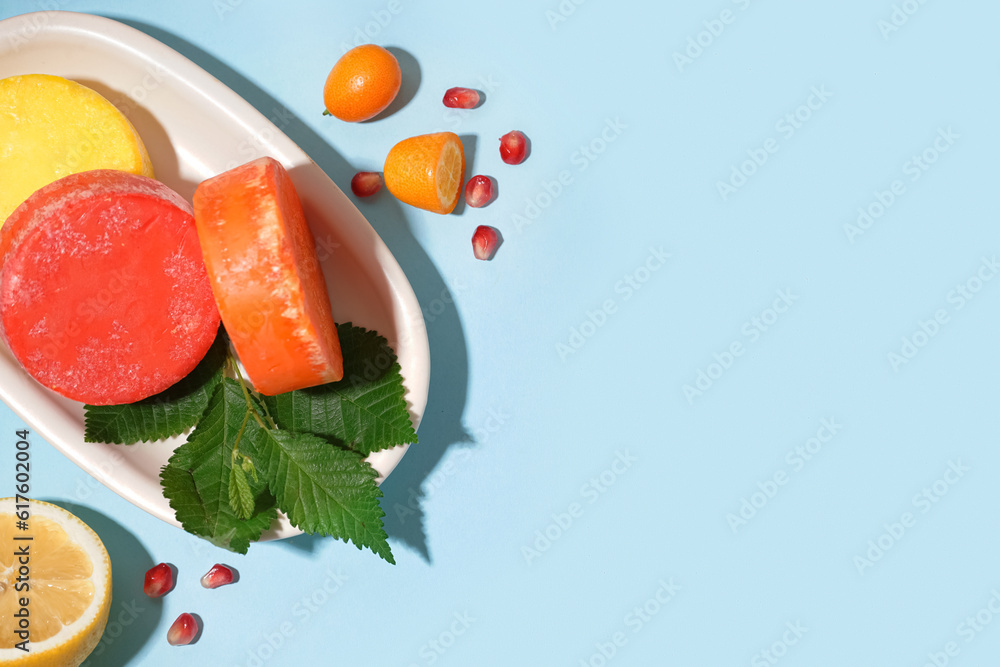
xmin=263 ymin=323 xmax=416 ymax=456
xmin=228 ymin=457 xmax=254 ymax=520
xmin=243 ymin=421 xmax=394 ymax=563
xmin=84 ymin=330 xmax=228 ymax=444
xmin=161 ymin=380 xmax=276 ymax=553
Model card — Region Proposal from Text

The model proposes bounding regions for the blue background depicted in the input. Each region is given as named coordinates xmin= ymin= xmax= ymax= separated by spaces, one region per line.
xmin=2 ymin=1 xmax=1000 ymax=665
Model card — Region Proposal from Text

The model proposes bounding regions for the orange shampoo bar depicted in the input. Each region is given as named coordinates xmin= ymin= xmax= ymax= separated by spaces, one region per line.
xmin=193 ymin=157 xmax=343 ymax=395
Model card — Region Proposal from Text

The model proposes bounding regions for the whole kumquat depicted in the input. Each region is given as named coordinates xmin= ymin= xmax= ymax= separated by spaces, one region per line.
xmin=323 ymin=45 xmax=401 ymax=122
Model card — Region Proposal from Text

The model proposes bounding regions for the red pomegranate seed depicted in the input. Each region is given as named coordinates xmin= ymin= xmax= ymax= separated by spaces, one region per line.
xmin=499 ymin=130 xmax=528 ymax=165
xmin=464 ymin=175 xmax=494 ymax=208
xmin=200 ymin=563 xmax=235 ymax=589
xmin=472 ymin=225 xmax=499 ymax=261
xmin=443 ymin=87 xmax=480 ymax=109
xmin=351 ymin=171 xmax=382 ymax=197
xmin=144 ymin=563 xmax=174 ymax=598
xmin=167 ymin=613 xmax=199 ymax=646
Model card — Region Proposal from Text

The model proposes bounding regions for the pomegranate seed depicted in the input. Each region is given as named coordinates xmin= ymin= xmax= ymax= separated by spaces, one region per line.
xmin=350 ymin=171 xmax=382 ymax=197
xmin=499 ymin=130 xmax=528 ymax=165
xmin=144 ymin=563 xmax=174 ymax=598
xmin=464 ymin=175 xmax=494 ymax=208
xmin=442 ymin=87 xmax=480 ymax=109
xmin=167 ymin=613 xmax=199 ymax=646
xmin=200 ymin=563 xmax=235 ymax=589
xmin=472 ymin=225 xmax=500 ymax=261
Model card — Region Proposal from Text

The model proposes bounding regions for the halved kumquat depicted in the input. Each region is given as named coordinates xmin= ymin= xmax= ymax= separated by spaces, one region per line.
xmin=383 ymin=132 xmax=465 ymax=214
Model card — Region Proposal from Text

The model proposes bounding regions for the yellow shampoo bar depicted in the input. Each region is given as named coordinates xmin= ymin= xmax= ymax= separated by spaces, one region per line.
xmin=0 ymin=74 xmax=154 ymax=224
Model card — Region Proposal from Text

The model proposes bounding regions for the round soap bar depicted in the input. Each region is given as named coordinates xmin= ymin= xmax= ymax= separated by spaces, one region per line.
xmin=0 ymin=170 xmax=220 ymax=405
xmin=193 ymin=157 xmax=343 ymax=396
xmin=0 ymin=74 xmax=155 ymax=226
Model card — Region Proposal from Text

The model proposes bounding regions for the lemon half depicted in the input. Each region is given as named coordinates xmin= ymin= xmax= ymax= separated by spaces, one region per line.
xmin=0 ymin=499 xmax=111 ymax=667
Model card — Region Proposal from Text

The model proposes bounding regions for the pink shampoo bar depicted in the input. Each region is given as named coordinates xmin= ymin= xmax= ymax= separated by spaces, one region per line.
xmin=0 ymin=170 xmax=220 ymax=405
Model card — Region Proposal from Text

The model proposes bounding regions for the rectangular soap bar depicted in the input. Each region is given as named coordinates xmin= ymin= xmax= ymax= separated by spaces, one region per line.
xmin=193 ymin=157 xmax=343 ymax=396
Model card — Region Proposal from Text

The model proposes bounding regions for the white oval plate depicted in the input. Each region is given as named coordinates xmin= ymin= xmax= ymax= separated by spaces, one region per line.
xmin=0 ymin=12 xmax=430 ymax=540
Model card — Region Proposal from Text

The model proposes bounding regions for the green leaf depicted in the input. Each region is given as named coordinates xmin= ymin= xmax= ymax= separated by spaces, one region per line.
xmin=84 ymin=330 xmax=228 ymax=444
xmin=263 ymin=323 xmax=416 ymax=456
xmin=228 ymin=456 xmax=254 ymax=520
xmin=243 ymin=421 xmax=394 ymax=563
xmin=160 ymin=380 xmax=276 ymax=553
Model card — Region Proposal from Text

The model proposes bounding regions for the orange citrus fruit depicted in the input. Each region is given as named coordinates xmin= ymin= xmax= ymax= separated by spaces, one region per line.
xmin=383 ymin=132 xmax=465 ymax=215
xmin=323 ymin=45 xmax=401 ymax=122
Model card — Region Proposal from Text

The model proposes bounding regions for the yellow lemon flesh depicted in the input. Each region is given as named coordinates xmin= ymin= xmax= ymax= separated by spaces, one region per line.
xmin=0 ymin=498 xmax=111 ymax=667
xmin=0 ymin=73 xmax=155 ymax=225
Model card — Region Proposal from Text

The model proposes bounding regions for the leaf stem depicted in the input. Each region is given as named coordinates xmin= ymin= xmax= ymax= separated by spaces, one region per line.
xmin=229 ymin=358 xmax=269 ymax=430
xmin=256 ymin=392 xmax=278 ymax=430
xmin=231 ymin=405 xmax=252 ymax=455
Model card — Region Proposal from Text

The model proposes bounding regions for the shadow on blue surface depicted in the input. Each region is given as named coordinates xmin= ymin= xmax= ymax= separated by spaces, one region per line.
xmin=41 ymin=500 xmax=160 ymax=667
xmin=450 ymin=133 xmax=478 ymax=217
xmin=103 ymin=18 xmax=473 ymax=563
xmin=368 ymin=46 xmax=420 ymax=122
